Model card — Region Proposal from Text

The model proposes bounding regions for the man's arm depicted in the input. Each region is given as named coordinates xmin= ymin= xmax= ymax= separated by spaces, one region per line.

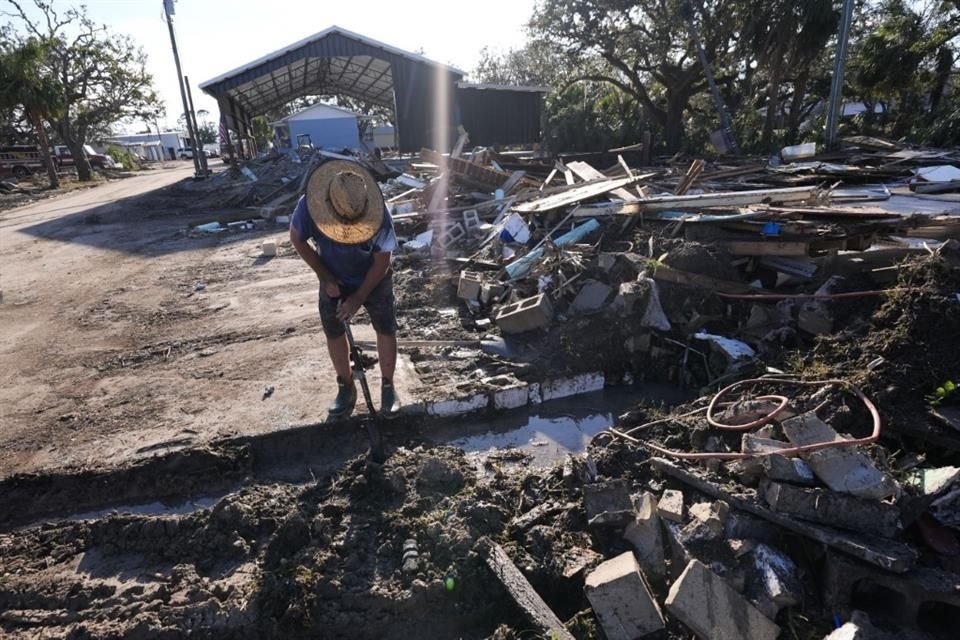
xmin=289 ymin=226 xmax=340 ymax=295
xmin=336 ymin=251 xmax=390 ymax=321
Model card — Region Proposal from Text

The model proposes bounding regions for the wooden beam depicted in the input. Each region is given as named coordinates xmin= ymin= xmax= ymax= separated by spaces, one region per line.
xmin=566 ymin=161 xmax=639 ymax=202
xmin=719 ymin=240 xmax=811 ymax=257
xmin=513 ymin=175 xmax=654 ymax=213
xmin=478 ymin=538 xmax=575 ymax=640
xmin=651 ymin=264 xmax=759 ymax=294
xmin=650 ymin=458 xmax=917 ymax=573
xmin=674 ymin=159 xmax=706 ymax=195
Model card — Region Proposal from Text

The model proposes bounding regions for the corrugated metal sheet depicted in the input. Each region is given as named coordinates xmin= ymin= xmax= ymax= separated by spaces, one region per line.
xmin=457 ymin=86 xmax=544 ymax=147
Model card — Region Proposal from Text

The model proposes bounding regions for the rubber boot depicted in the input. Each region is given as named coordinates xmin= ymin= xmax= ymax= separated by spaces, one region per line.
xmin=328 ymin=376 xmax=357 ymax=418
xmin=380 ymin=379 xmax=402 ymax=418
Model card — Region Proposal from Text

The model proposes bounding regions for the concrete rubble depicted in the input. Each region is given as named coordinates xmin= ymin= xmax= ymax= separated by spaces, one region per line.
xmin=584 ymin=551 xmax=665 ymax=639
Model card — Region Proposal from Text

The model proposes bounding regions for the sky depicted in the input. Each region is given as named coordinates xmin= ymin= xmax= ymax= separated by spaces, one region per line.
xmin=7 ymin=0 xmax=537 ymax=132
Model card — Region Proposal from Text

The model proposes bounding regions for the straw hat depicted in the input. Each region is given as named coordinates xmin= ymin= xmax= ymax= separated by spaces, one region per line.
xmin=305 ymin=160 xmax=384 ymax=244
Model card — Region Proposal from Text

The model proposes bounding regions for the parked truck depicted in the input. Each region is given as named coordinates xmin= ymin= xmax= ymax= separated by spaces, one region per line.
xmin=0 ymin=145 xmax=47 ymax=179
xmin=53 ymin=144 xmax=115 ymax=170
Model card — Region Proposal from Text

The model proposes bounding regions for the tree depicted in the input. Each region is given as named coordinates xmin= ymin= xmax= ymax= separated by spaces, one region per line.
xmin=3 ymin=0 xmax=163 ymax=181
xmin=0 ymin=38 xmax=61 ymax=187
xmin=530 ymin=0 xmax=741 ymax=152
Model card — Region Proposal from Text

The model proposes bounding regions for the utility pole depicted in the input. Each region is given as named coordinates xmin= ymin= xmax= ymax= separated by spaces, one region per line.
xmin=184 ymin=76 xmax=209 ymax=174
xmin=825 ymin=0 xmax=855 ymax=150
xmin=162 ymin=0 xmax=204 ymax=178
xmin=681 ymin=2 xmax=739 ymax=155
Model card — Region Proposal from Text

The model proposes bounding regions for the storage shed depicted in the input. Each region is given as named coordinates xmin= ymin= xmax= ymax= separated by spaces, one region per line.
xmin=270 ymin=103 xmax=361 ymax=151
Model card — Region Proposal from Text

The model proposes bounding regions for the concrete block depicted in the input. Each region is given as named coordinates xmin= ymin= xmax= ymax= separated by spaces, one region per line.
xmin=823 ymin=551 xmax=960 ymax=634
xmin=745 ymin=543 xmax=802 ymax=619
xmin=623 ymin=493 xmax=664 ymax=578
xmin=584 ymin=479 xmax=633 ymax=527
xmin=666 ymin=559 xmax=780 ymax=640
xmin=479 ymin=281 xmax=505 ymax=305
xmin=261 ymin=240 xmax=277 ymax=256
xmin=782 ymin=412 xmax=899 ymax=500
xmin=462 ymin=208 xmax=481 ymax=232
xmin=540 ymin=372 xmax=604 ymax=402
xmin=457 ymin=270 xmax=484 ymax=301
xmin=585 ymin=552 xmax=665 ymax=640
xmin=658 ymin=489 xmax=684 ymax=523
xmin=426 ymin=393 xmax=488 ymax=417
xmin=491 ymin=384 xmax=530 ymax=410
xmin=494 ymin=294 xmax=553 ymax=334
xmin=439 ymin=222 xmax=466 ymax=248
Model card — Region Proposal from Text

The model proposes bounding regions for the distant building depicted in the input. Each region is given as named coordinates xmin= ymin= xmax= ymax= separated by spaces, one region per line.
xmin=270 ymin=103 xmax=362 ymax=152
xmin=100 ymin=131 xmax=190 ymax=161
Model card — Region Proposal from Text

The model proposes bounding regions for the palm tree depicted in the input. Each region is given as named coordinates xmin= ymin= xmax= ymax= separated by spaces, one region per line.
xmin=0 ymin=39 xmax=62 ymax=188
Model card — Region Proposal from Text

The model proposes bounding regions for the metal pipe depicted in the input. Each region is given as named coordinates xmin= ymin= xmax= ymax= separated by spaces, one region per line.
xmin=825 ymin=0 xmax=855 ymax=149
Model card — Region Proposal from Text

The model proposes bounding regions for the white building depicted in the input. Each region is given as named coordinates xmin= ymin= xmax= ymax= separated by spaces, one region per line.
xmin=102 ymin=132 xmax=189 ymax=161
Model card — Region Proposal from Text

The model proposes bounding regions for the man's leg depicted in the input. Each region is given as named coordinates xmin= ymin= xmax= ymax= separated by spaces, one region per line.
xmin=327 ymin=335 xmax=352 ymax=381
xmin=375 ymin=332 xmax=397 ymax=381
xmin=364 ymin=272 xmax=401 ymax=416
xmin=319 ymin=289 xmax=356 ymax=417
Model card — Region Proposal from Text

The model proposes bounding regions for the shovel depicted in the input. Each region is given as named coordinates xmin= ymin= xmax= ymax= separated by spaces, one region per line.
xmin=341 ymin=317 xmax=387 ymax=464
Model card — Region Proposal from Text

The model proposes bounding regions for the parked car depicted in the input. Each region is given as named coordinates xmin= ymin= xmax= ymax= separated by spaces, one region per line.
xmin=177 ymin=147 xmax=195 ymax=159
xmin=54 ymin=144 xmax=116 ymax=170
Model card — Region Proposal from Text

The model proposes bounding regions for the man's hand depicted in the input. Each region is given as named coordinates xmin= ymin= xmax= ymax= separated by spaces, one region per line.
xmin=336 ymin=294 xmax=362 ymax=322
xmin=324 ymin=281 xmax=341 ymax=299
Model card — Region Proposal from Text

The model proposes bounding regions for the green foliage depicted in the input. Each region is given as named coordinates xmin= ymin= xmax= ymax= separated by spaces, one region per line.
xmin=927 ymin=379 xmax=957 ymax=406
xmin=104 ymin=144 xmax=142 ymax=171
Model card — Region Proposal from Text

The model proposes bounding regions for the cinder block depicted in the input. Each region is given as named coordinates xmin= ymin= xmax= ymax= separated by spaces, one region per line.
xmin=666 ymin=559 xmax=780 ymax=640
xmin=462 ymin=208 xmax=481 ymax=231
xmin=439 ymin=222 xmax=466 ymax=248
xmin=540 ymin=372 xmax=605 ymax=401
xmin=457 ymin=270 xmax=484 ymax=301
xmin=585 ymin=552 xmax=665 ymax=640
xmin=494 ymin=294 xmax=552 ymax=334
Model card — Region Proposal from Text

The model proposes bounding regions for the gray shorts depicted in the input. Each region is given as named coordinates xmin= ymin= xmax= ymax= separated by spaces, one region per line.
xmin=318 ymin=271 xmax=397 ymax=338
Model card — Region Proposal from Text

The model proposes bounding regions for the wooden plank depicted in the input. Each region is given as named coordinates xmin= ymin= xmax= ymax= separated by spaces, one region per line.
xmin=650 ymin=458 xmax=918 ymax=573
xmin=651 ymin=264 xmax=759 ymax=295
xmin=451 ymin=127 xmax=469 ymax=159
xmin=478 ymin=538 xmax=575 ymax=640
xmin=629 ymin=186 xmax=817 ymax=212
xmin=720 ymin=240 xmax=811 ymax=257
xmin=500 ymin=170 xmax=527 ymax=195
xmin=567 ymin=161 xmax=638 ymax=202
xmin=541 ymin=168 xmax=558 ymax=191
xmin=513 ymin=175 xmax=652 ymax=213
xmin=674 ymin=159 xmax=706 ymax=195
xmin=617 ymin=154 xmax=633 ymax=177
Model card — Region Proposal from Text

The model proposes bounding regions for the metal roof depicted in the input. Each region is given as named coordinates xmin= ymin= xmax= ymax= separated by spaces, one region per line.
xmin=199 ymin=26 xmax=464 ymax=117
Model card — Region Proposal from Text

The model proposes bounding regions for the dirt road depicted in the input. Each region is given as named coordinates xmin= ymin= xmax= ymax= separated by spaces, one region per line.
xmin=0 ymin=163 xmax=419 ymax=479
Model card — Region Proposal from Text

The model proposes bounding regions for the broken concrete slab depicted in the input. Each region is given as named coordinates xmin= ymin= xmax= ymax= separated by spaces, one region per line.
xmin=638 ymin=276 xmax=671 ymax=331
xmin=762 ymin=454 xmax=816 ymax=485
xmin=781 ymin=412 xmax=899 ymax=500
xmin=583 ymin=479 xmax=634 ymax=527
xmin=688 ymin=500 xmax=730 ymax=536
xmin=666 ymin=559 xmax=780 ymax=640
xmin=623 ymin=492 xmax=664 ymax=578
xmin=570 ymin=280 xmax=614 ymax=315
xmin=561 ymin=546 xmax=602 ymax=579
xmin=661 ymin=521 xmax=694 ymax=580
xmin=763 ymin=480 xmax=900 ymax=538
xmin=744 ymin=543 xmax=802 ymax=620
xmin=658 ymin=489 xmax=684 ymax=522
xmin=907 ymin=466 xmax=960 ymax=496
xmin=584 ymin=551 xmax=665 ymax=640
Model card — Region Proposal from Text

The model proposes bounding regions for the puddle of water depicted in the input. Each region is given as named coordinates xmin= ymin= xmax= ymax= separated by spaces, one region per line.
xmin=26 ymin=496 xmax=225 ymax=530
xmin=440 ymin=384 xmax=690 ymax=470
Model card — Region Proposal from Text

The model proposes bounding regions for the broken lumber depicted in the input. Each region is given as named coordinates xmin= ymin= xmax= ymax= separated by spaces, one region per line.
xmin=513 ymin=175 xmax=654 ymax=213
xmin=650 ymin=457 xmax=918 ymax=573
xmin=477 ymin=538 xmax=575 ymax=640
xmin=420 ymin=148 xmax=538 ymax=191
xmin=651 ymin=264 xmax=759 ymax=295
xmin=566 ymin=161 xmax=638 ymax=202
xmin=593 ymin=185 xmax=819 ymax=215
xmin=673 ymin=159 xmax=705 ymax=195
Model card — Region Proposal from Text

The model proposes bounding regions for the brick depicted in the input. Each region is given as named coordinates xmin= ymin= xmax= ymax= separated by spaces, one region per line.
xmin=494 ymin=294 xmax=553 ymax=334
xmin=781 ymin=412 xmax=899 ymax=500
xmin=658 ymin=489 xmax=684 ymax=523
xmin=585 ymin=552 xmax=665 ymax=640
xmin=623 ymin=493 xmax=664 ymax=578
xmin=457 ymin=271 xmax=484 ymax=301
xmin=666 ymin=559 xmax=780 ymax=640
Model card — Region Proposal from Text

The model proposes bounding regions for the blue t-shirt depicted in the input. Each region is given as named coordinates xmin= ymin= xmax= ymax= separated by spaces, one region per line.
xmin=290 ymin=195 xmax=397 ymax=288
